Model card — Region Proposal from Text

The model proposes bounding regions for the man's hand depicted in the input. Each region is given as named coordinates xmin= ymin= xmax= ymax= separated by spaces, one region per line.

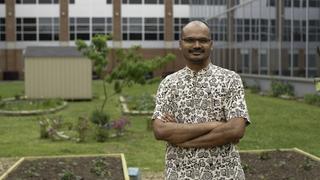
xmin=152 ymin=114 xmax=224 ymax=144
xmin=160 ymin=113 xmax=176 ymax=123
xmin=177 ymin=118 xmax=247 ymax=148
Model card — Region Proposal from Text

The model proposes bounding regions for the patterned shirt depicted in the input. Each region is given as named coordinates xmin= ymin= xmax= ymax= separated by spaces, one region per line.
xmin=153 ymin=63 xmax=250 ymax=180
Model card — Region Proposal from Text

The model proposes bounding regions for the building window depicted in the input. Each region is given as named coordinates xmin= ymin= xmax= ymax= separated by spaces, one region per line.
xmin=0 ymin=0 xmax=4 ymax=4
xmin=92 ymin=17 xmax=113 ymax=37
xmin=144 ymin=18 xmax=163 ymax=40
xmin=16 ymin=18 xmax=37 ymax=41
xmin=293 ymin=0 xmax=300 ymax=7
xmin=191 ymin=0 xmax=205 ymax=5
xmin=174 ymin=18 xmax=190 ymax=40
xmin=0 ymin=18 xmax=5 ymax=41
xmin=106 ymin=0 xmax=112 ymax=4
xmin=122 ymin=0 xmax=142 ymax=4
xmin=308 ymin=54 xmax=318 ymax=77
xmin=293 ymin=20 xmax=301 ymax=41
xmin=309 ymin=20 xmax=320 ymax=42
xmin=174 ymin=0 xmax=190 ymax=4
xmin=266 ymin=0 xmax=275 ymax=6
xmin=69 ymin=17 xmax=90 ymax=40
xmin=283 ymin=20 xmax=291 ymax=41
xmin=241 ymin=51 xmax=250 ymax=74
xmin=260 ymin=52 xmax=268 ymax=75
xmin=69 ymin=0 xmax=75 ymax=4
xmin=16 ymin=0 xmax=36 ymax=4
xmin=145 ymin=0 xmax=163 ymax=4
xmin=39 ymin=17 xmax=59 ymax=41
xmin=122 ymin=17 xmax=143 ymax=40
xmin=16 ymin=0 xmax=60 ymax=3
xmin=303 ymin=0 xmax=320 ymax=7
xmin=260 ymin=19 xmax=268 ymax=41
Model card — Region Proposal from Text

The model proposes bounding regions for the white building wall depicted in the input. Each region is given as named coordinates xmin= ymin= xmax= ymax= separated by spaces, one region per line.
xmin=16 ymin=5 xmax=59 ymax=17
xmin=69 ymin=0 xmax=112 ymax=17
xmin=173 ymin=5 xmax=190 ymax=17
xmin=122 ymin=5 xmax=164 ymax=17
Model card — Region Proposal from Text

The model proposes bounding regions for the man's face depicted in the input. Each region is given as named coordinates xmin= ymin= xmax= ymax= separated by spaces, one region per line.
xmin=180 ymin=22 xmax=213 ymax=65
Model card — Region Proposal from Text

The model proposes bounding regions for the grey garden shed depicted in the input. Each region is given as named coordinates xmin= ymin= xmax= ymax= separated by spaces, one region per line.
xmin=24 ymin=46 xmax=92 ymax=100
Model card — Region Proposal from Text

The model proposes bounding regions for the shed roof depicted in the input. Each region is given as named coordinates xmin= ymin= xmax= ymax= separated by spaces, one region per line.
xmin=25 ymin=46 xmax=83 ymax=58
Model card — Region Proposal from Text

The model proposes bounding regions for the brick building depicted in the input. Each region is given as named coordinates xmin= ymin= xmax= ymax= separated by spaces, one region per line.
xmin=0 ymin=0 xmax=319 ymax=96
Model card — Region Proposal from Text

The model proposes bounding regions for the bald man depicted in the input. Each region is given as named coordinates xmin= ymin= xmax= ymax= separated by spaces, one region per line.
xmin=152 ymin=20 xmax=250 ymax=179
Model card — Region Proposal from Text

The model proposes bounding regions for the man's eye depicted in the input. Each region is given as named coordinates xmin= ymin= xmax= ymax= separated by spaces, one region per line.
xmin=199 ymin=39 xmax=210 ymax=43
xmin=184 ymin=39 xmax=194 ymax=43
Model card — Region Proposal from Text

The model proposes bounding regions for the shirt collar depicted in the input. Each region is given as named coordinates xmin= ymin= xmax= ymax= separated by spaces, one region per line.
xmin=184 ymin=63 xmax=213 ymax=76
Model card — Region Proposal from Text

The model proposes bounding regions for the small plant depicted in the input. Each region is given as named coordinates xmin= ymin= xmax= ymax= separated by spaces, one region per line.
xmin=91 ymin=109 xmax=112 ymax=142
xmin=58 ymin=169 xmax=81 ymax=180
xmin=271 ymin=80 xmax=294 ymax=97
xmin=259 ymin=152 xmax=271 ymax=160
xmin=24 ymin=166 xmax=40 ymax=178
xmin=112 ymin=116 xmax=130 ymax=137
xmin=302 ymin=157 xmax=314 ymax=171
xmin=39 ymin=118 xmax=50 ymax=139
xmin=304 ymin=93 xmax=320 ymax=106
xmin=75 ymin=116 xmax=90 ymax=142
xmin=39 ymin=116 xmax=70 ymax=141
xmin=90 ymin=158 xmax=111 ymax=177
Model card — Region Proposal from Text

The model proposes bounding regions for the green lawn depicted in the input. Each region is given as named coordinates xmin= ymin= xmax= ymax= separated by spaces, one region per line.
xmin=0 ymin=80 xmax=319 ymax=172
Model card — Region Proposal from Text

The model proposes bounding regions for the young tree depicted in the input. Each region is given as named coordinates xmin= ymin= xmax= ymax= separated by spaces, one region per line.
xmin=76 ymin=35 xmax=175 ymax=141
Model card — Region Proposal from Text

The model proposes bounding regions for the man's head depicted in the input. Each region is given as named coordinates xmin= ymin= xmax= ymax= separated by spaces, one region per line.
xmin=180 ymin=20 xmax=213 ymax=67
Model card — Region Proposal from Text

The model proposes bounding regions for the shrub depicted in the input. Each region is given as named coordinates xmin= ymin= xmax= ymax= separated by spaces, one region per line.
xmin=304 ymin=93 xmax=320 ymax=106
xmin=271 ymin=80 xmax=294 ymax=97
xmin=75 ymin=116 xmax=90 ymax=142
xmin=91 ymin=110 xmax=111 ymax=142
xmin=112 ymin=117 xmax=130 ymax=137
xmin=90 ymin=109 xmax=110 ymax=127
xmin=126 ymin=93 xmax=155 ymax=111
xmin=248 ymin=84 xmax=260 ymax=94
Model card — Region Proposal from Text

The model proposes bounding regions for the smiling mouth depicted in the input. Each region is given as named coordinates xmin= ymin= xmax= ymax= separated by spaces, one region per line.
xmin=190 ymin=51 xmax=203 ymax=56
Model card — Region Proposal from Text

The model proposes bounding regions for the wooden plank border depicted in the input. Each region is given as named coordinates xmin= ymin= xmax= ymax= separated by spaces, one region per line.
xmin=0 ymin=154 xmax=129 ymax=180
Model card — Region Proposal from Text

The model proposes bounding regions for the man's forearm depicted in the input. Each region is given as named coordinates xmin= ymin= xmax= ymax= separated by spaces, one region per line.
xmin=153 ymin=119 xmax=223 ymax=144
xmin=177 ymin=118 xmax=246 ymax=148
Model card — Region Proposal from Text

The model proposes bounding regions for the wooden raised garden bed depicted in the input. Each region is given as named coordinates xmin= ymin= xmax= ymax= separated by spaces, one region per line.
xmin=0 ymin=154 xmax=129 ymax=180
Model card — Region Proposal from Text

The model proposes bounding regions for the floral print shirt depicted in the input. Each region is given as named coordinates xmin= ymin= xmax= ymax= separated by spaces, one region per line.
xmin=153 ymin=63 xmax=250 ymax=180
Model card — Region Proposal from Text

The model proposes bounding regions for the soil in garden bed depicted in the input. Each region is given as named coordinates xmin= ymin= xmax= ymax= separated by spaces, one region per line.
xmin=5 ymin=156 xmax=124 ymax=180
xmin=240 ymin=150 xmax=320 ymax=180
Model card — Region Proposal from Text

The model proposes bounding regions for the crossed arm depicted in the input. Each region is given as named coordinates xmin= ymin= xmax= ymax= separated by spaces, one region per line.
xmin=152 ymin=114 xmax=247 ymax=148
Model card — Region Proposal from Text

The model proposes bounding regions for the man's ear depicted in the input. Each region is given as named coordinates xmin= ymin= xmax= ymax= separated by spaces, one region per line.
xmin=179 ymin=40 xmax=182 ymax=50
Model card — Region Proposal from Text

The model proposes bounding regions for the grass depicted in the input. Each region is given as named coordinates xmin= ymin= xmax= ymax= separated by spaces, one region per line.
xmin=0 ymin=80 xmax=320 ymax=172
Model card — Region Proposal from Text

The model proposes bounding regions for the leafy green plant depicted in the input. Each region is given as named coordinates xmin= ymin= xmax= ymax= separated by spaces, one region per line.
xmin=90 ymin=110 xmax=111 ymax=142
xmin=58 ymin=169 xmax=80 ymax=180
xmin=304 ymin=93 xmax=320 ymax=106
xmin=126 ymin=93 xmax=155 ymax=111
xmin=90 ymin=158 xmax=111 ymax=177
xmin=75 ymin=116 xmax=90 ymax=143
xmin=259 ymin=152 xmax=271 ymax=160
xmin=271 ymin=80 xmax=294 ymax=97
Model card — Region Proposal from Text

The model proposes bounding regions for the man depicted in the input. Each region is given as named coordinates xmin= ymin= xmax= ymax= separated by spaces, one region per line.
xmin=152 ymin=20 xmax=250 ymax=180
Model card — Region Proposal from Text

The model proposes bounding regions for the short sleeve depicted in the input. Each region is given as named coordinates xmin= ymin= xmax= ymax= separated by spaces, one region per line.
xmin=152 ymin=78 xmax=169 ymax=120
xmin=224 ymin=73 xmax=250 ymax=124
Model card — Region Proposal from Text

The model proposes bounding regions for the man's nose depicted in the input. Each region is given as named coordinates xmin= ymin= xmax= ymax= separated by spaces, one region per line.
xmin=194 ymin=40 xmax=201 ymax=48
